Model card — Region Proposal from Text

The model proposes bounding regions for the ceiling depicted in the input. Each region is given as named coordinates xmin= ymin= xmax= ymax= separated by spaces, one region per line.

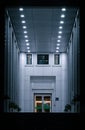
xmin=7 ymin=7 xmax=78 ymax=53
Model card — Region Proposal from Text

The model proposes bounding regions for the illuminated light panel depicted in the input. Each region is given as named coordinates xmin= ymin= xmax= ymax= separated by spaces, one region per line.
xmin=21 ymin=20 xmax=26 ymax=23
xmin=56 ymin=47 xmax=59 ymax=49
xmin=26 ymin=43 xmax=29 ymax=46
xmin=58 ymin=35 xmax=62 ymax=38
xmin=58 ymin=31 xmax=62 ymax=34
xmin=60 ymin=21 xmax=64 ymax=24
xmin=20 ymin=14 xmax=24 ymax=17
xmin=25 ymin=39 xmax=29 ymax=42
xmin=23 ymin=26 xmax=27 ymax=29
xmin=24 ymin=35 xmax=28 ymax=38
xmin=57 ymin=40 xmax=61 ymax=42
xmin=56 ymin=50 xmax=59 ymax=52
xmin=27 ymin=47 xmax=30 ymax=49
xmin=57 ymin=43 xmax=60 ymax=46
xmin=28 ymin=50 xmax=30 ymax=52
xmin=61 ymin=14 xmax=65 ymax=18
xmin=24 ymin=31 xmax=27 ymax=34
xmin=61 ymin=8 xmax=66 ymax=11
xmin=19 ymin=8 xmax=23 ymax=11
xmin=59 ymin=26 xmax=63 ymax=29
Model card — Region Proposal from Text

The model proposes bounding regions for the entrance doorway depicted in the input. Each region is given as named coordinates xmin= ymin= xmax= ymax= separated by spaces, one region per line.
xmin=34 ymin=94 xmax=52 ymax=112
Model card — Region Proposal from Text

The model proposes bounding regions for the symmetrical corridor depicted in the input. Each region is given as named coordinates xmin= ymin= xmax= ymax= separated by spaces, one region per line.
xmin=4 ymin=7 xmax=80 ymax=112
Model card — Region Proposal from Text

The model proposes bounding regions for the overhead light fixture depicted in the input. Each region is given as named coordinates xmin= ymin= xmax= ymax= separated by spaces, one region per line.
xmin=28 ymin=50 xmax=30 ymax=53
xmin=56 ymin=47 xmax=59 ymax=49
xmin=58 ymin=35 xmax=62 ymax=38
xmin=56 ymin=50 xmax=59 ymax=52
xmin=27 ymin=47 xmax=30 ymax=49
xmin=57 ymin=43 xmax=60 ymax=46
xmin=61 ymin=8 xmax=66 ymax=11
xmin=59 ymin=26 xmax=63 ymax=29
xmin=57 ymin=40 xmax=60 ymax=42
xmin=19 ymin=8 xmax=23 ymax=11
xmin=20 ymin=14 xmax=24 ymax=18
xmin=21 ymin=20 xmax=26 ymax=23
xmin=24 ymin=31 xmax=27 ymax=34
xmin=26 ymin=43 xmax=29 ymax=46
xmin=58 ymin=31 xmax=62 ymax=34
xmin=25 ymin=39 xmax=29 ymax=42
xmin=60 ymin=21 xmax=64 ymax=24
xmin=61 ymin=14 xmax=65 ymax=18
xmin=23 ymin=26 xmax=27 ymax=29
xmin=24 ymin=35 xmax=28 ymax=38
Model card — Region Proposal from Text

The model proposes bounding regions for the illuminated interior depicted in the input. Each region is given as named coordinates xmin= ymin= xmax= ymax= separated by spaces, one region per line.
xmin=34 ymin=95 xmax=51 ymax=112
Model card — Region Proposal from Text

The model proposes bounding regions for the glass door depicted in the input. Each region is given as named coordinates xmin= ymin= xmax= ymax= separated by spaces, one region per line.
xmin=34 ymin=94 xmax=51 ymax=112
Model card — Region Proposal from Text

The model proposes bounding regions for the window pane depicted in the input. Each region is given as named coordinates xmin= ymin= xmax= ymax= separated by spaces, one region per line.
xmin=37 ymin=54 xmax=49 ymax=64
xmin=26 ymin=54 xmax=32 ymax=64
xmin=54 ymin=54 xmax=60 ymax=64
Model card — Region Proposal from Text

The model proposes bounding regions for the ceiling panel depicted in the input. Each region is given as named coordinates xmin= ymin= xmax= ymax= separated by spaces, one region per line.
xmin=7 ymin=7 xmax=78 ymax=53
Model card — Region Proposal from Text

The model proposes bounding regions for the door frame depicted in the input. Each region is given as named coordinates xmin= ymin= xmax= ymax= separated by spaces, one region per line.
xmin=34 ymin=93 xmax=52 ymax=112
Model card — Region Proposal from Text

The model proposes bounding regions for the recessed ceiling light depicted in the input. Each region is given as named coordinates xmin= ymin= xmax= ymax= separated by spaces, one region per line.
xmin=19 ymin=8 xmax=23 ymax=11
xmin=24 ymin=31 xmax=27 ymax=34
xmin=26 ymin=43 xmax=29 ymax=46
xmin=58 ymin=35 xmax=62 ymax=38
xmin=61 ymin=14 xmax=65 ymax=18
xmin=20 ymin=14 xmax=24 ymax=18
xmin=59 ymin=26 xmax=63 ymax=29
xmin=61 ymin=8 xmax=66 ymax=11
xmin=57 ymin=40 xmax=60 ymax=42
xmin=28 ymin=50 xmax=30 ymax=53
xmin=60 ymin=21 xmax=64 ymax=24
xmin=21 ymin=20 xmax=26 ymax=23
xmin=27 ymin=47 xmax=30 ymax=49
xmin=57 ymin=43 xmax=60 ymax=46
xmin=56 ymin=50 xmax=59 ymax=52
xmin=25 ymin=39 xmax=28 ymax=42
xmin=56 ymin=47 xmax=59 ymax=49
xmin=23 ymin=26 xmax=27 ymax=29
xmin=58 ymin=31 xmax=62 ymax=34
xmin=24 ymin=35 xmax=28 ymax=38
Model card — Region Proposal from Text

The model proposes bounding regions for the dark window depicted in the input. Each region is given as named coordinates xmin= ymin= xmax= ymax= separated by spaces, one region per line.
xmin=54 ymin=54 xmax=60 ymax=64
xmin=37 ymin=54 xmax=49 ymax=64
xmin=26 ymin=54 xmax=32 ymax=64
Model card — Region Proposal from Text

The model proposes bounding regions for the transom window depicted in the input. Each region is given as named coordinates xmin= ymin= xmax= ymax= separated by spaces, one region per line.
xmin=26 ymin=54 xmax=32 ymax=64
xmin=37 ymin=54 xmax=49 ymax=64
xmin=54 ymin=54 xmax=60 ymax=64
